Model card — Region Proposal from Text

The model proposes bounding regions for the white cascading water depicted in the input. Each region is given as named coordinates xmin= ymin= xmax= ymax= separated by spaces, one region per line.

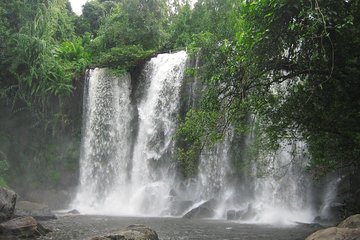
xmin=195 ymin=129 xmax=234 ymax=217
xmin=73 ymin=51 xmax=317 ymax=224
xmin=123 ymin=50 xmax=188 ymax=215
xmin=73 ymin=51 xmax=188 ymax=215
xmin=250 ymin=141 xmax=314 ymax=224
xmin=191 ymin=127 xmax=314 ymax=224
xmin=73 ymin=69 xmax=133 ymax=213
xmin=319 ymin=175 xmax=343 ymax=220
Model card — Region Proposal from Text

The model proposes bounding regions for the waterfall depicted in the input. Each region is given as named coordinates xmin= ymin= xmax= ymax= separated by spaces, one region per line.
xmin=319 ymin=175 xmax=343 ymax=220
xmin=73 ymin=51 xmax=316 ymax=223
xmin=73 ymin=51 xmax=188 ymax=215
xmin=197 ymin=133 xmax=232 ymax=201
xmin=250 ymin=141 xmax=314 ymax=224
xmin=126 ymin=50 xmax=188 ymax=215
xmin=73 ymin=69 xmax=133 ymax=213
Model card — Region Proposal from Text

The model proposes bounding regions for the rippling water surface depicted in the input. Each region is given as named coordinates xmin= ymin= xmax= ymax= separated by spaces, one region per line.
xmin=38 ymin=215 xmax=321 ymax=240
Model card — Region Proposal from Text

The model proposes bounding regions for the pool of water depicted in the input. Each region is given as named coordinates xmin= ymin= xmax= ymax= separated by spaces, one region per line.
xmin=38 ymin=215 xmax=321 ymax=240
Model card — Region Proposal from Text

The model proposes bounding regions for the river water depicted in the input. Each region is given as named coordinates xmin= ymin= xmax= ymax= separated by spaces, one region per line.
xmin=38 ymin=215 xmax=321 ymax=240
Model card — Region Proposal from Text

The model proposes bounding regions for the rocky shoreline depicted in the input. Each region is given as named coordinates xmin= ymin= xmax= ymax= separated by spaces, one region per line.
xmin=0 ymin=187 xmax=53 ymax=238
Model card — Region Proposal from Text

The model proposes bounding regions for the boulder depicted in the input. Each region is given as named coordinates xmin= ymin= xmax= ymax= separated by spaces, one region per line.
xmin=306 ymin=214 xmax=360 ymax=240
xmin=238 ymin=204 xmax=257 ymax=221
xmin=0 ymin=216 xmax=50 ymax=238
xmin=91 ymin=224 xmax=159 ymax=240
xmin=67 ymin=209 xmax=80 ymax=215
xmin=338 ymin=214 xmax=360 ymax=228
xmin=0 ymin=187 xmax=17 ymax=222
xmin=182 ymin=199 xmax=217 ymax=219
xmin=170 ymin=200 xmax=193 ymax=216
xmin=227 ymin=210 xmax=236 ymax=220
xmin=305 ymin=227 xmax=360 ymax=240
xmin=15 ymin=201 xmax=57 ymax=220
xmin=313 ymin=216 xmax=322 ymax=223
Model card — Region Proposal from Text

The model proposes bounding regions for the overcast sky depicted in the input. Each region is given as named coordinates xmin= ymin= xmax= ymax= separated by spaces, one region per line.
xmin=69 ymin=0 xmax=88 ymax=15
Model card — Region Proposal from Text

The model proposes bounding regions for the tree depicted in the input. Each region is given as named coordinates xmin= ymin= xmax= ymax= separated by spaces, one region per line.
xmin=176 ymin=0 xmax=360 ymax=176
xmin=88 ymin=0 xmax=169 ymax=70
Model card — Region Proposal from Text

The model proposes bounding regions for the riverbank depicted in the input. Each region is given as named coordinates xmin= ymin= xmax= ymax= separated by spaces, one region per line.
xmin=38 ymin=215 xmax=322 ymax=240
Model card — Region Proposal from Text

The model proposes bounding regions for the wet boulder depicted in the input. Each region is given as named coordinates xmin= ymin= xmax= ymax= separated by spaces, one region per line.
xmin=15 ymin=201 xmax=57 ymax=220
xmin=170 ymin=200 xmax=193 ymax=216
xmin=227 ymin=210 xmax=237 ymax=220
xmin=67 ymin=209 xmax=80 ymax=215
xmin=182 ymin=199 xmax=217 ymax=219
xmin=305 ymin=227 xmax=360 ymax=240
xmin=338 ymin=214 xmax=360 ymax=228
xmin=226 ymin=209 xmax=247 ymax=220
xmin=91 ymin=224 xmax=159 ymax=240
xmin=306 ymin=214 xmax=360 ymax=240
xmin=238 ymin=204 xmax=257 ymax=221
xmin=0 ymin=187 xmax=17 ymax=222
xmin=0 ymin=216 xmax=50 ymax=238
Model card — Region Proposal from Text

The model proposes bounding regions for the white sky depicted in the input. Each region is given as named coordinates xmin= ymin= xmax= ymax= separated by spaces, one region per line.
xmin=69 ymin=0 xmax=88 ymax=15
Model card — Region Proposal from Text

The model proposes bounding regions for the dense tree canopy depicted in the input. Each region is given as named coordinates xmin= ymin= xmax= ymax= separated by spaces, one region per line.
xmin=0 ymin=0 xmax=359 ymax=187
xmin=172 ymin=0 xmax=360 ymax=176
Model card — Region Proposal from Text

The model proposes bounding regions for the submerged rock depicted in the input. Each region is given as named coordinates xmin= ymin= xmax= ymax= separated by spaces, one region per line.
xmin=0 ymin=187 xmax=17 ymax=222
xmin=182 ymin=199 xmax=217 ymax=219
xmin=15 ymin=201 xmax=57 ymax=220
xmin=67 ymin=209 xmax=80 ymax=215
xmin=91 ymin=224 xmax=159 ymax=240
xmin=0 ymin=216 xmax=50 ymax=238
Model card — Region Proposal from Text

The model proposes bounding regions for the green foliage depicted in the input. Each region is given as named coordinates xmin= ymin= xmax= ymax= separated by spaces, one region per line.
xmin=235 ymin=0 xmax=360 ymax=174
xmin=97 ymin=45 xmax=154 ymax=70
xmin=0 ymin=159 xmax=9 ymax=176
xmin=166 ymin=3 xmax=193 ymax=49
xmin=0 ymin=177 xmax=8 ymax=188
xmin=87 ymin=0 xmax=168 ymax=70
xmin=172 ymin=0 xmax=360 ymax=177
xmin=166 ymin=0 xmax=240 ymax=50
xmin=81 ymin=1 xmax=106 ymax=36
xmin=0 ymin=0 xmax=81 ymax=108
xmin=0 ymin=0 xmax=85 ymax=190
xmin=176 ymin=108 xmax=226 ymax=177
xmin=0 ymin=0 xmax=358 ymax=189
xmin=55 ymin=38 xmax=92 ymax=78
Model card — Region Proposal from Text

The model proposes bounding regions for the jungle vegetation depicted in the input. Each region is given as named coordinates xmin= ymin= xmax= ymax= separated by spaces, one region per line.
xmin=0 ymin=0 xmax=359 ymax=187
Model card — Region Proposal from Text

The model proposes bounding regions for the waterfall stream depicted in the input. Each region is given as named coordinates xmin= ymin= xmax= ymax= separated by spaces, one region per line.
xmin=73 ymin=51 xmax=188 ymax=215
xmin=74 ymin=69 xmax=133 ymax=212
xmin=73 ymin=51 xmax=316 ymax=223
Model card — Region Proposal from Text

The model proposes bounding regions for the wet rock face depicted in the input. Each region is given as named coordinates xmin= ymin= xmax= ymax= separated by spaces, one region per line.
xmin=0 ymin=187 xmax=17 ymax=222
xmin=91 ymin=224 xmax=159 ymax=240
xmin=182 ymin=199 xmax=218 ymax=219
xmin=169 ymin=200 xmax=193 ymax=216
